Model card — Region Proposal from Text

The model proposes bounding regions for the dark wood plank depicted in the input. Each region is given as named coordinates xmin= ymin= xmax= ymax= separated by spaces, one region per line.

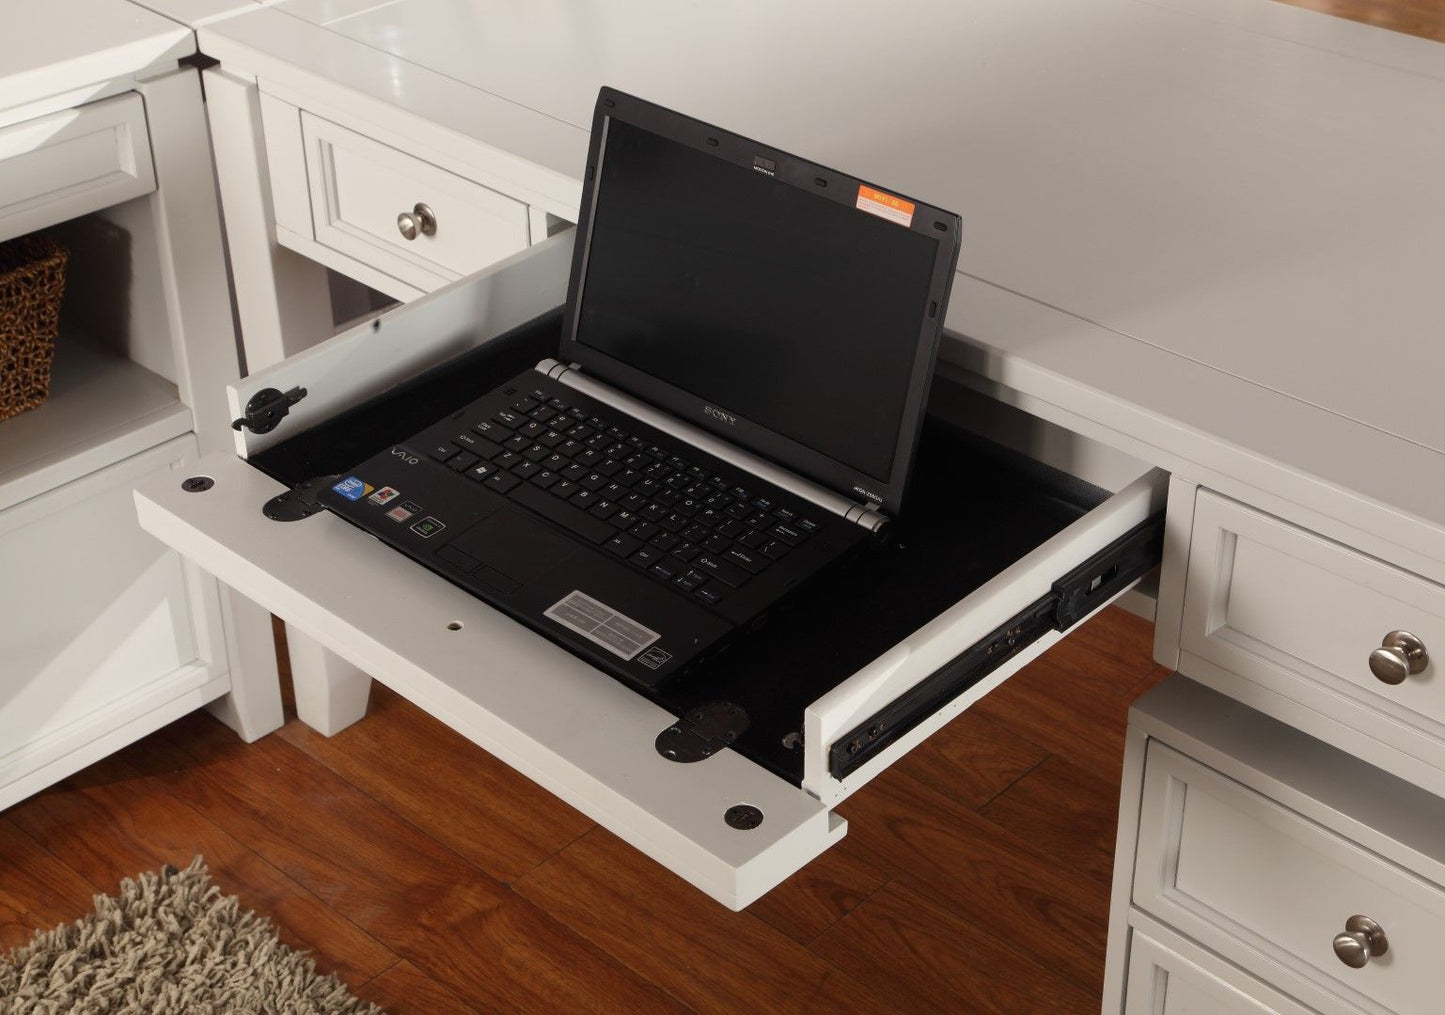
xmin=1069 ymin=607 xmax=1170 ymax=698
xmin=276 ymin=684 xmax=594 ymax=883
xmin=0 ymin=819 xmax=97 ymax=954
xmin=515 ymin=827 xmax=898 ymax=1013
xmin=980 ymin=753 xmax=1121 ymax=886
xmin=145 ymin=712 xmax=683 ymax=1014
xmin=894 ymin=709 xmax=1049 ymax=811
xmin=353 ymin=960 xmax=478 ymax=1015
xmin=6 ymin=752 xmax=398 ymax=987
xmin=837 ymin=764 xmax=1111 ymax=996
xmin=747 ymin=836 xmax=889 ymax=945
xmin=813 ymin=881 xmax=1096 ymax=1014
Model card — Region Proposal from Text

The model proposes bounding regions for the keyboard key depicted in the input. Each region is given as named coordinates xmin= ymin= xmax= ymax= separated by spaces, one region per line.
xmin=454 ymin=432 xmax=481 ymax=449
xmin=610 ymin=509 xmax=640 ymax=530
xmin=567 ymin=423 xmax=594 ymax=440
xmin=576 ymin=449 xmax=602 ymax=467
xmin=694 ymin=509 xmax=723 ymax=528
xmin=639 ymin=503 xmax=667 ymax=522
xmin=530 ymin=405 xmax=557 ymax=422
xmin=695 ymin=587 xmax=723 ymax=605
xmin=494 ymin=451 xmax=521 ymax=469
xmin=492 ymin=408 xmax=522 ymax=428
xmin=551 ymin=479 xmax=580 ymax=500
xmin=541 ymin=453 xmax=568 ymax=472
xmin=629 ymin=521 xmax=660 ymax=542
xmin=518 ymin=420 xmax=545 ymax=439
xmin=601 ymin=482 xmax=627 ymax=501
xmin=724 ymin=547 xmax=766 ymax=574
xmin=745 ymin=512 xmax=772 ymax=529
xmin=660 ymin=513 xmax=688 ymax=533
xmin=752 ymin=496 xmax=775 ymax=512
xmin=702 ymin=533 xmax=731 ymax=553
xmin=649 ymin=562 xmax=676 ymax=581
xmin=561 ymin=464 xmax=588 ymax=481
xmin=510 ymin=481 xmax=613 ymax=543
xmin=797 ymin=518 xmax=820 ymax=534
xmin=738 ymin=529 xmax=767 ymax=549
xmin=631 ymin=545 xmax=664 ymax=568
xmin=675 ymin=498 xmax=701 ymax=516
xmin=510 ymin=396 xmax=539 ymax=413
xmin=770 ymin=523 xmax=806 ymax=545
xmin=512 ymin=461 xmax=541 ymax=479
xmin=466 ymin=461 xmax=499 ymax=482
xmin=694 ymin=554 xmax=749 ymax=588
xmin=672 ymin=574 xmax=698 ymax=593
xmin=620 ymin=493 xmax=647 ymax=512
xmin=655 ymin=489 xmax=680 ymax=508
xmin=774 ymin=506 xmax=797 ymax=523
xmin=595 ymin=458 xmax=622 ymax=477
xmin=571 ymin=489 xmax=599 ymax=510
xmin=473 ymin=437 xmax=504 ymax=459
xmin=504 ymin=434 xmax=530 ymax=452
xmin=538 ymin=430 xmax=566 ymax=448
xmin=522 ymin=444 xmax=550 ymax=462
xmin=759 ymin=539 xmax=790 ymax=560
xmin=530 ymin=470 xmax=559 ymax=489
xmin=580 ymin=473 xmax=609 ymax=492
xmin=588 ymin=499 xmax=619 ymax=520
xmin=673 ymin=543 xmax=701 ymax=563
xmin=428 ymin=443 xmax=456 ymax=463
xmin=650 ymin=531 xmax=680 ymax=552
xmin=725 ymin=503 xmax=752 ymax=520
xmin=681 ymin=523 xmax=710 ymax=544
xmin=472 ymin=419 xmax=507 ymax=440
xmin=614 ymin=469 xmax=644 ymax=488
xmin=716 ymin=519 xmax=745 ymax=538
xmin=483 ymin=471 xmax=521 ymax=494
xmin=604 ymin=533 xmax=641 ymax=558
xmin=447 ymin=451 xmax=479 ymax=472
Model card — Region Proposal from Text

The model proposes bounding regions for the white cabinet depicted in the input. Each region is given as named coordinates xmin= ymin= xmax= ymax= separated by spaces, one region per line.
xmin=1107 ymin=676 xmax=1445 ymax=1015
xmin=0 ymin=3 xmax=281 ymax=810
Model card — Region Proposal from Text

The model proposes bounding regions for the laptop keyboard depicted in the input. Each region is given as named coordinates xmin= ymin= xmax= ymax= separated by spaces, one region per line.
xmin=423 ymin=382 xmax=826 ymax=609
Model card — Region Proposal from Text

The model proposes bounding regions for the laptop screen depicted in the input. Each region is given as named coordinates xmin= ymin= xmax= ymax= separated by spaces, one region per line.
xmin=562 ymin=90 xmax=960 ymax=516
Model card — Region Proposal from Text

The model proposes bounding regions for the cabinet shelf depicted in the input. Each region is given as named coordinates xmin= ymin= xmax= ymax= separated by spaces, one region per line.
xmin=0 ymin=326 xmax=190 ymax=512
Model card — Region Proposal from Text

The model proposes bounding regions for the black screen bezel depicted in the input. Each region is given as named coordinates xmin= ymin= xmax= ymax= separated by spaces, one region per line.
xmin=559 ymin=87 xmax=961 ymax=517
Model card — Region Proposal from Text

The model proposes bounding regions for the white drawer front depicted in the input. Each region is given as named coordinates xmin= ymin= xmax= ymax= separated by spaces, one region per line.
xmin=1181 ymin=491 xmax=1445 ymax=768
xmin=1124 ymin=924 xmax=1315 ymax=1015
xmin=1 ymin=437 xmax=227 ymax=808
xmin=0 ymin=92 xmax=156 ymax=244
xmin=301 ymin=111 xmax=531 ymax=293
xmin=1135 ymin=741 xmax=1445 ymax=1014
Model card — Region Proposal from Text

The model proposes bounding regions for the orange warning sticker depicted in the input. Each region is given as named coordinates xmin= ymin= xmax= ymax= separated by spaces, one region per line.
xmin=856 ymin=184 xmax=915 ymax=227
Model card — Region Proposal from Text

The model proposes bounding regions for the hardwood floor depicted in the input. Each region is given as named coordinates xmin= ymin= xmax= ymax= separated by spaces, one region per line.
xmin=1 ymin=606 xmax=1168 ymax=1013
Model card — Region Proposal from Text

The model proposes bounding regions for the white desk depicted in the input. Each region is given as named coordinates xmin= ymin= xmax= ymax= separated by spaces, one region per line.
xmin=135 ymin=1 xmax=1445 ymax=1007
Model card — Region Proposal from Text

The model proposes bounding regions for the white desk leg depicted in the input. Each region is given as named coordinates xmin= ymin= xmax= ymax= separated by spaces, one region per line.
xmin=286 ymin=628 xmax=372 ymax=735
xmin=207 ymin=587 xmax=285 ymax=741
xmin=205 ymin=65 xmax=375 ymax=736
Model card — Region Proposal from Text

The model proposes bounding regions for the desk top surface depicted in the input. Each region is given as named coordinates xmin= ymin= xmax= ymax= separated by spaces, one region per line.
xmin=204 ymin=0 xmax=1445 ymax=562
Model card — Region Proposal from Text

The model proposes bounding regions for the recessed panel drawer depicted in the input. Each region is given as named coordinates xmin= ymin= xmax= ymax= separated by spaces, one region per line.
xmin=0 ymin=92 xmax=155 ymax=244
xmin=134 ymin=235 xmax=1166 ymax=908
xmin=1181 ymin=491 xmax=1445 ymax=779
xmin=1123 ymin=921 xmax=1314 ymax=1015
xmin=1134 ymin=739 xmax=1445 ymax=1014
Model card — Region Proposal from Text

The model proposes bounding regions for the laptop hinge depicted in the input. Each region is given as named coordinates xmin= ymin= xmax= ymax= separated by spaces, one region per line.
xmin=538 ymin=359 xmax=887 ymax=533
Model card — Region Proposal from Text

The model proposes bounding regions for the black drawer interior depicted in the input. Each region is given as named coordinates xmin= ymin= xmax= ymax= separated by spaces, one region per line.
xmin=250 ymin=311 xmax=1114 ymax=785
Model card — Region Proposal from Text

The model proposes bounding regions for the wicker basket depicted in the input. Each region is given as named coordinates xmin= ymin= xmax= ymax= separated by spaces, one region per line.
xmin=0 ymin=235 xmax=69 ymax=423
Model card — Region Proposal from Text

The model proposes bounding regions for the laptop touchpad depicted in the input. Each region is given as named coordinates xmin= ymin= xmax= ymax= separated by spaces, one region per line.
xmin=446 ymin=508 xmax=579 ymax=594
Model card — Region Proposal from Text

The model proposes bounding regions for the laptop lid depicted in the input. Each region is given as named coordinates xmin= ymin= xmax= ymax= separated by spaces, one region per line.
xmin=560 ymin=88 xmax=961 ymax=518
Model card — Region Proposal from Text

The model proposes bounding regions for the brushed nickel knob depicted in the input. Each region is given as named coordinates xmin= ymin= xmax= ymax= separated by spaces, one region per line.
xmin=1369 ymin=630 xmax=1428 ymax=685
xmin=1332 ymin=914 xmax=1388 ymax=968
xmin=396 ymin=202 xmax=437 ymax=241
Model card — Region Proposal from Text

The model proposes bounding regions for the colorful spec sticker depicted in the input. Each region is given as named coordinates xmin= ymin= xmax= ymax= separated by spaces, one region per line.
xmin=332 ymin=476 xmax=372 ymax=501
xmin=386 ymin=503 xmax=417 ymax=523
xmin=856 ymin=184 xmax=915 ymax=227
xmin=368 ymin=486 xmax=401 ymax=506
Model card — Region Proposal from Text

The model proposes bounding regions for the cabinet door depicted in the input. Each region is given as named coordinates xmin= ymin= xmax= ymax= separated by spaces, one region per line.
xmin=1 ymin=436 xmax=228 ymax=808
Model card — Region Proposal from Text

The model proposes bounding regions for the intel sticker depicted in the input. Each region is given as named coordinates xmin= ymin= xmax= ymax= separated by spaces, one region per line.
xmin=332 ymin=476 xmax=370 ymax=501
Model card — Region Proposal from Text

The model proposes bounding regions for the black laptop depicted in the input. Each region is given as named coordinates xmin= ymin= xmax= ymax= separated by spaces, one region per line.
xmin=320 ymin=88 xmax=960 ymax=689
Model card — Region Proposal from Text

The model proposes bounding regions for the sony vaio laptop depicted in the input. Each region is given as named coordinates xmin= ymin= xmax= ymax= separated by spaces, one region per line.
xmin=320 ymin=87 xmax=961 ymax=689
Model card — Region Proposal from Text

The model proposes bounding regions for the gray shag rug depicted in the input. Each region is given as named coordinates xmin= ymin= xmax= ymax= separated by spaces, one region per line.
xmin=0 ymin=858 xmax=383 ymax=1014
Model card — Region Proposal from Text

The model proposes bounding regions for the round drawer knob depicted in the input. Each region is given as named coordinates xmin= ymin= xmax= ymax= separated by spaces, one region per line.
xmin=1332 ymin=914 xmax=1388 ymax=968
xmin=1368 ymin=630 xmax=1428 ymax=686
xmin=396 ymin=202 xmax=437 ymax=241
